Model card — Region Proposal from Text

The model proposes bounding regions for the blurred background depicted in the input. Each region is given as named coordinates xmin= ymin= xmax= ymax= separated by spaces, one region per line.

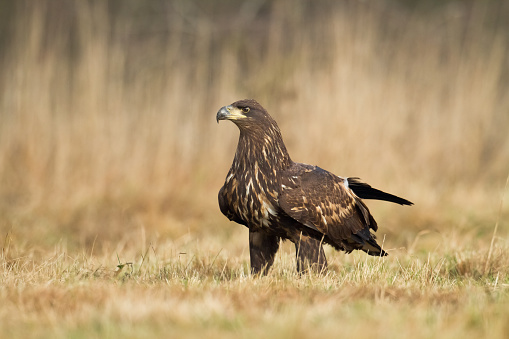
xmin=0 ymin=0 xmax=508 ymax=254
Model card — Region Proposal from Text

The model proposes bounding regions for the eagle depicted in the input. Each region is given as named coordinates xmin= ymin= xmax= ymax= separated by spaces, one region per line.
xmin=216 ymin=99 xmax=412 ymax=274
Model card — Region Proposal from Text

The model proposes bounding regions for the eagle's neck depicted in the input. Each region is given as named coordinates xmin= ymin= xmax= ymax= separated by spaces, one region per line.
xmin=232 ymin=124 xmax=292 ymax=177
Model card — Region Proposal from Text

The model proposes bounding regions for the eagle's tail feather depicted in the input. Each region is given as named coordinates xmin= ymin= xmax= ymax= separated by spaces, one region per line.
xmin=350 ymin=229 xmax=388 ymax=257
xmin=362 ymin=239 xmax=388 ymax=257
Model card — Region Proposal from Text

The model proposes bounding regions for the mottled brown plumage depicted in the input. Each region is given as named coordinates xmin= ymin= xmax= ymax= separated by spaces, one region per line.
xmin=217 ymin=99 xmax=412 ymax=274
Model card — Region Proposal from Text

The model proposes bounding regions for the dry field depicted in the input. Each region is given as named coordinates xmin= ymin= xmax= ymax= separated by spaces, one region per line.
xmin=1 ymin=1 xmax=509 ymax=338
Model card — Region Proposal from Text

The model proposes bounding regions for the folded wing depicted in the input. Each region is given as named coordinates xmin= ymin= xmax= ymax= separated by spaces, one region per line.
xmin=279 ymin=163 xmax=386 ymax=256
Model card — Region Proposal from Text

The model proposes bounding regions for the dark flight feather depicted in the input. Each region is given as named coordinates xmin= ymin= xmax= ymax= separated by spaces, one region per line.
xmin=347 ymin=177 xmax=413 ymax=206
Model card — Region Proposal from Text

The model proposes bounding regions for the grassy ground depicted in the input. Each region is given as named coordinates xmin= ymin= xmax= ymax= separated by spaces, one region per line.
xmin=2 ymin=226 xmax=508 ymax=338
xmin=1 ymin=1 xmax=509 ymax=338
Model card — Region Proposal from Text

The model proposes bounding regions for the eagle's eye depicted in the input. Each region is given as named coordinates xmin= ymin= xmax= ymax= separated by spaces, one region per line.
xmin=242 ymin=107 xmax=250 ymax=114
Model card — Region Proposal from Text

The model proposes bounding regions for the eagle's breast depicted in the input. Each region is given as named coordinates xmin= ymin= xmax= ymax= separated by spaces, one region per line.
xmin=231 ymin=164 xmax=280 ymax=230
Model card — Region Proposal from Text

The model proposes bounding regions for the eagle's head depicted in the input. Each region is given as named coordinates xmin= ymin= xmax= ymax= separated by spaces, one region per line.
xmin=217 ymin=99 xmax=292 ymax=171
xmin=216 ymin=99 xmax=276 ymax=131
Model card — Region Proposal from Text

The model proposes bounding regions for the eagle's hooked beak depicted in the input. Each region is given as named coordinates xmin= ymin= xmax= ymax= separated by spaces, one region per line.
xmin=216 ymin=105 xmax=245 ymax=123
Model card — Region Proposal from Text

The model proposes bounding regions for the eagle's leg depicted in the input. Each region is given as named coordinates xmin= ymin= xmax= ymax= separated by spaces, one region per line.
xmin=249 ymin=230 xmax=280 ymax=275
xmin=294 ymin=234 xmax=328 ymax=274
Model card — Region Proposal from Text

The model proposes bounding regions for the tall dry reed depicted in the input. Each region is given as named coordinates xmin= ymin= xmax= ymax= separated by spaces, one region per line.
xmin=0 ymin=1 xmax=507 ymax=242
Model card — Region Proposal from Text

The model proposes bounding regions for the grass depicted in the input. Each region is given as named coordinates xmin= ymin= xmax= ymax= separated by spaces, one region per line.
xmin=2 ymin=230 xmax=509 ymax=338
xmin=1 ymin=1 xmax=509 ymax=338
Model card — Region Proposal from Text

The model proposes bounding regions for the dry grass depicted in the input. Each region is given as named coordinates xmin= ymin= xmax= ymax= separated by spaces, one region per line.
xmin=2 ymin=231 xmax=509 ymax=338
xmin=1 ymin=1 xmax=509 ymax=338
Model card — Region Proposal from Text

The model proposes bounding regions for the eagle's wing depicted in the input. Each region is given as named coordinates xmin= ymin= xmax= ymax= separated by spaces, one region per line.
xmin=347 ymin=177 xmax=413 ymax=206
xmin=218 ymin=184 xmax=247 ymax=227
xmin=279 ymin=163 xmax=383 ymax=254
